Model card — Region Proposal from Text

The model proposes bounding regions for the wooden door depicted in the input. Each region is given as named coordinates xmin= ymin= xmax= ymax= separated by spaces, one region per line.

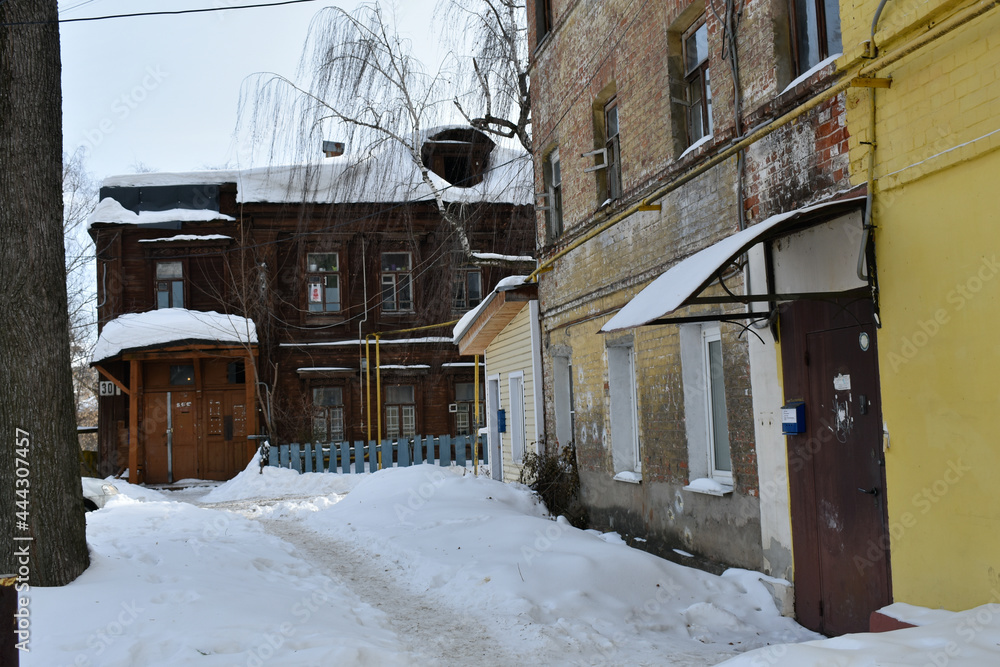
xmin=143 ymin=393 xmax=169 ymax=483
xmin=171 ymin=392 xmax=198 ymax=481
xmin=782 ymin=300 xmax=891 ymax=635
xmin=203 ymin=390 xmax=248 ymax=480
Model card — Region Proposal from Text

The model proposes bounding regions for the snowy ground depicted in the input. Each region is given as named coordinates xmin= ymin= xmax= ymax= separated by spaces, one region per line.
xmin=20 ymin=459 xmax=1000 ymax=666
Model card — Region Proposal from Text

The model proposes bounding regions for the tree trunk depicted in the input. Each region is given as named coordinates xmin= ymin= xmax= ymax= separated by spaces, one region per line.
xmin=0 ymin=0 xmax=90 ymax=586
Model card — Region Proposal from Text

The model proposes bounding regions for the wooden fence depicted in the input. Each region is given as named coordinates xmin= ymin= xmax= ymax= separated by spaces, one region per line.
xmin=267 ymin=434 xmax=487 ymax=474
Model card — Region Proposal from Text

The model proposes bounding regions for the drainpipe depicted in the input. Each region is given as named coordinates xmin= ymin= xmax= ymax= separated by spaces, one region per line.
xmin=166 ymin=391 xmax=173 ymax=484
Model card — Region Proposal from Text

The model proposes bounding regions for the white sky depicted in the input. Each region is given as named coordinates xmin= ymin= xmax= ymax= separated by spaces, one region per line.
xmin=59 ymin=0 xmax=446 ymax=183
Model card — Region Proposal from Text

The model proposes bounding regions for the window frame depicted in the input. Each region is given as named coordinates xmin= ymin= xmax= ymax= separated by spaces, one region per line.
xmin=608 ymin=342 xmax=641 ymax=475
xmin=381 ymin=252 xmax=414 ymax=313
xmin=508 ymin=371 xmax=526 ymax=464
xmin=604 ymin=98 xmax=622 ymax=202
xmin=305 ymin=251 xmax=342 ymax=314
xmin=682 ymin=18 xmax=713 ymax=147
xmin=534 ymin=0 xmax=553 ymax=48
xmin=155 ymin=260 xmax=185 ymax=309
xmin=703 ymin=326 xmax=733 ymax=484
xmin=385 ymin=385 xmax=416 ymax=439
xmin=454 ymin=381 xmax=484 ymax=436
xmin=542 ymin=148 xmax=563 ymax=242
xmin=452 ymin=267 xmax=483 ymax=311
xmin=788 ymin=0 xmax=842 ymax=77
xmin=312 ymin=386 xmax=345 ymax=444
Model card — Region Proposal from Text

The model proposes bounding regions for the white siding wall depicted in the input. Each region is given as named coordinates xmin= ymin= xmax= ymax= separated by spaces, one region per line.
xmin=485 ymin=306 xmax=538 ymax=483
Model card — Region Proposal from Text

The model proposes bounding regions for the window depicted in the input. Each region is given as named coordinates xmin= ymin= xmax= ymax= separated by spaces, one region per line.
xmin=312 ymin=387 xmax=344 ymax=444
xmin=381 ymin=253 xmax=413 ymax=312
xmin=455 ymin=382 xmax=484 ymax=436
xmin=683 ymin=19 xmax=713 ymax=146
xmin=452 ymin=268 xmax=483 ymax=310
xmin=169 ymin=364 xmax=194 ymax=386
xmin=680 ymin=323 xmax=733 ymax=488
xmin=534 ymin=0 xmax=552 ymax=46
xmin=542 ymin=148 xmax=563 ymax=242
xmin=508 ymin=373 xmax=526 ymax=464
xmin=604 ymin=99 xmax=622 ymax=201
xmin=227 ymin=361 xmax=245 ymax=384
xmin=553 ymin=355 xmax=575 ymax=447
xmin=608 ymin=343 xmax=640 ymax=475
xmin=306 ymin=252 xmax=341 ymax=313
xmin=385 ymin=385 xmax=416 ymax=439
xmin=790 ymin=0 xmax=842 ymax=75
xmin=155 ymin=261 xmax=184 ymax=309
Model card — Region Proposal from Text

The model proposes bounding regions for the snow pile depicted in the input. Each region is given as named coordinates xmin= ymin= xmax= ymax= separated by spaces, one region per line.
xmin=92 ymin=308 xmax=257 ymax=363
xmin=200 ymin=452 xmax=366 ymax=504
xmin=305 ymin=465 xmax=818 ymax=663
xmin=138 ymin=234 xmax=233 ymax=243
xmin=23 ymin=494 xmax=406 ymax=666
xmin=718 ymin=602 xmax=1000 ymax=666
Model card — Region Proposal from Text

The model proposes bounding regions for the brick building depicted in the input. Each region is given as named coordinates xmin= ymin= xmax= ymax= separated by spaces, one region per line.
xmin=526 ymin=0 xmax=873 ymax=626
xmin=89 ymin=126 xmax=534 ymax=484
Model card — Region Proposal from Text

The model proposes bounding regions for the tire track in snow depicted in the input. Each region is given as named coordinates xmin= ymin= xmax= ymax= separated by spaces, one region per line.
xmin=210 ymin=498 xmax=519 ymax=667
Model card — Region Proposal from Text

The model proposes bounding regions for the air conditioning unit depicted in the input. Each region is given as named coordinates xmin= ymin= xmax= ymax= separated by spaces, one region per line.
xmin=448 ymin=403 xmax=458 ymax=413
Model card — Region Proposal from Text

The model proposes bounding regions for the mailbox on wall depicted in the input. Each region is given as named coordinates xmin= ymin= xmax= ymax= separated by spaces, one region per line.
xmin=782 ymin=401 xmax=806 ymax=434
xmin=497 ymin=409 xmax=507 ymax=433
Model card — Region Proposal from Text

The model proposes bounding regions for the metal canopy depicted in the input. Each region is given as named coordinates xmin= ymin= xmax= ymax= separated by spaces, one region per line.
xmin=601 ymin=197 xmax=868 ymax=333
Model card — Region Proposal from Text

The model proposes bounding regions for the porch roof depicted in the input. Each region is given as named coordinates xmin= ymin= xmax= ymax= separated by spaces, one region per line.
xmin=93 ymin=308 xmax=257 ymax=363
xmin=601 ymin=196 xmax=867 ymax=332
xmin=454 ymin=277 xmax=537 ymax=356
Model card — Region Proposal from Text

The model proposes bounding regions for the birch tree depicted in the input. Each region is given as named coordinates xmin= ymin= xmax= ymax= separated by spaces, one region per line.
xmin=239 ymin=1 xmax=532 ymax=268
xmin=0 ymin=0 xmax=90 ymax=585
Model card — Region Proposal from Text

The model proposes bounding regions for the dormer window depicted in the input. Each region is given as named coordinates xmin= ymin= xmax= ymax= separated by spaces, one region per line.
xmin=420 ymin=128 xmax=495 ymax=187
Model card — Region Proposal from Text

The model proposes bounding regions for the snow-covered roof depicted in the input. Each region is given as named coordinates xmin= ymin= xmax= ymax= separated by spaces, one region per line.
xmin=138 ymin=234 xmax=233 ymax=243
xmin=93 ymin=309 xmax=257 ymax=363
xmin=92 ymin=126 xmax=532 ymax=228
xmin=88 ymin=197 xmax=236 ymax=228
xmin=601 ymin=197 xmax=866 ymax=332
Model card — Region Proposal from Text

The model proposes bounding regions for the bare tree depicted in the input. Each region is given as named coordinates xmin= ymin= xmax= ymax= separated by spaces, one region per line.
xmin=239 ymin=1 xmax=532 ymax=269
xmin=1 ymin=0 xmax=90 ymax=585
xmin=438 ymin=0 xmax=531 ymax=152
xmin=64 ymin=149 xmax=99 ymax=458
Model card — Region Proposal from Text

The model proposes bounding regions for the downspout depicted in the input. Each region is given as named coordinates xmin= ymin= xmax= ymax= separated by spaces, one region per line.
xmin=166 ymin=391 xmax=173 ymax=484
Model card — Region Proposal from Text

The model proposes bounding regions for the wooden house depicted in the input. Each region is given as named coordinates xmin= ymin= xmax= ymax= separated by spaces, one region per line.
xmin=89 ymin=126 xmax=535 ymax=484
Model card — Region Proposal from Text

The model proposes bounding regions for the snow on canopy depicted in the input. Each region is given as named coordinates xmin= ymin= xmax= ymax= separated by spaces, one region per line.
xmin=92 ymin=126 xmax=532 ymax=228
xmin=92 ymin=308 xmax=257 ymax=363
xmin=452 ymin=274 xmax=530 ymax=343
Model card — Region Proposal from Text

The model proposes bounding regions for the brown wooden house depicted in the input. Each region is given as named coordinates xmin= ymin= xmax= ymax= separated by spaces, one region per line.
xmin=89 ymin=126 xmax=534 ymax=483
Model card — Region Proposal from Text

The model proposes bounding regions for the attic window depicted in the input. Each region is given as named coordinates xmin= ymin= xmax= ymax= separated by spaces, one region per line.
xmin=420 ymin=128 xmax=495 ymax=188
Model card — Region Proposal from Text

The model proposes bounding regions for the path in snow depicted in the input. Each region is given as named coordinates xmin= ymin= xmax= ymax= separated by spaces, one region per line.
xmin=207 ymin=497 xmax=520 ymax=667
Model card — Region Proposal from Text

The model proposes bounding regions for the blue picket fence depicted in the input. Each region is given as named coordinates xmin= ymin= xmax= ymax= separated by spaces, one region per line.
xmin=267 ymin=434 xmax=487 ymax=474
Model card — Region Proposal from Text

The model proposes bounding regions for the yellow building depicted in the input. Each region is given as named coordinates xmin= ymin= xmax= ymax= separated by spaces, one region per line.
xmin=842 ymin=0 xmax=1000 ymax=610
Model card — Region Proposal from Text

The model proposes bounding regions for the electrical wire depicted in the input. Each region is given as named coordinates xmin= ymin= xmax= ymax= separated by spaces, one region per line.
xmin=2 ymin=0 xmax=321 ymax=26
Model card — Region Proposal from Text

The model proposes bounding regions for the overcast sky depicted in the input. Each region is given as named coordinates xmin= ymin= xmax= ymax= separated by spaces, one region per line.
xmin=59 ymin=0 xmax=446 ymax=183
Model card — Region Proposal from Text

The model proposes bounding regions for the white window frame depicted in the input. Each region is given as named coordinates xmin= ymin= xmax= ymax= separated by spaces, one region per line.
xmin=508 ymin=371 xmax=526 ymax=464
xmin=608 ymin=342 xmax=640 ymax=476
xmin=680 ymin=323 xmax=734 ymax=492
xmin=703 ymin=327 xmax=733 ymax=484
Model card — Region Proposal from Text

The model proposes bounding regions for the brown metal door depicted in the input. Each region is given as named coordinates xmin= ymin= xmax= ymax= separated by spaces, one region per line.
xmin=805 ymin=323 xmax=890 ymax=634
xmin=203 ymin=390 xmax=247 ymax=480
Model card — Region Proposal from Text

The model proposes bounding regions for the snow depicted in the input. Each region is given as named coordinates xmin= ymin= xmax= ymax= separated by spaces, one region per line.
xmin=452 ymin=274 xmax=531 ymax=343
xmin=780 ymin=53 xmax=842 ymax=95
xmin=97 ymin=126 xmax=533 ymax=210
xmin=601 ymin=197 xmax=865 ymax=332
xmin=92 ymin=308 xmax=257 ymax=363
xmin=23 ymin=462 xmax=1000 ymax=665
xmin=679 ymin=133 xmax=713 ymax=160
xmin=296 ymin=367 xmax=354 ymax=372
xmin=684 ymin=477 xmax=732 ymax=496
xmin=87 ymin=197 xmax=236 ymax=229
xmin=613 ymin=470 xmax=642 ymax=484
xmin=471 ymin=251 xmax=535 ymax=263
xmin=282 ymin=336 xmax=452 ymax=348
xmin=138 ymin=234 xmax=233 ymax=243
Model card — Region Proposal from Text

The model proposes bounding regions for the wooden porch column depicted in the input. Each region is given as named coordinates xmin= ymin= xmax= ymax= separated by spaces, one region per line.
xmin=128 ymin=359 xmax=141 ymax=484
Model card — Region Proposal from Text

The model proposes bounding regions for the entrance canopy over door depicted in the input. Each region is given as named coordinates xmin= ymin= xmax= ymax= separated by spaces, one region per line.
xmin=601 ymin=196 xmax=870 ymax=333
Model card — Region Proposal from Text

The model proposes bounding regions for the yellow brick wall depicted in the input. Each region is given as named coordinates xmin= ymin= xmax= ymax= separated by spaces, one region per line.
xmin=844 ymin=0 xmax=1000 ymax=610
